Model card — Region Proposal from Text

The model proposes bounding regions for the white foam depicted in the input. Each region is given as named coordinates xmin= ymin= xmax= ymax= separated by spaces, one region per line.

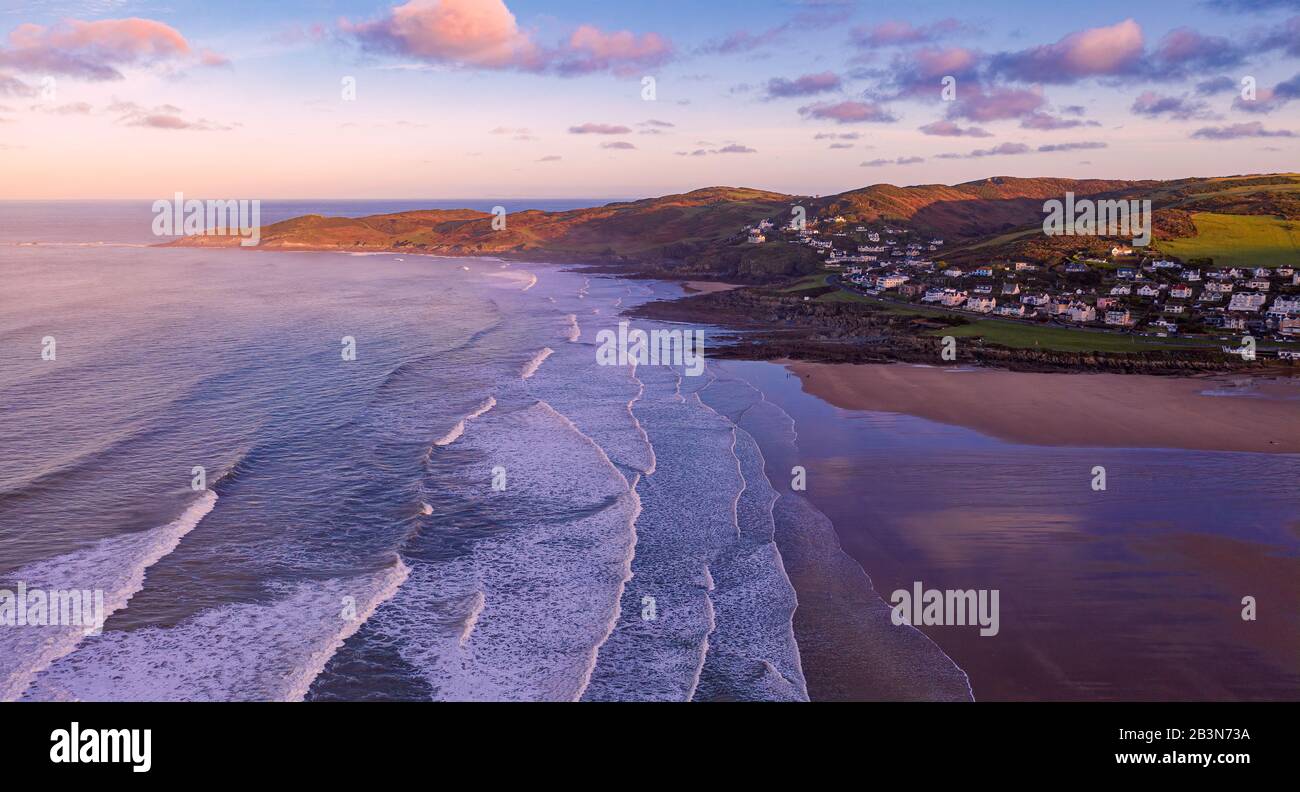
xmin=521 ymin=348 xmax=553 ymax=380
xmin=0 ymin=490 xmax=218 ymax=701
xmin=561 ymin=314 xmax=581 ymax=342
xmin=432 ymin=396 xmax=497 ymax=447
xmin=458 ymin=591 xmax=486 ymax=647
xmin=22 ymin=557 xmax=410 ymax=702
xmin=370 ymin=400 xmax=639 ymax=701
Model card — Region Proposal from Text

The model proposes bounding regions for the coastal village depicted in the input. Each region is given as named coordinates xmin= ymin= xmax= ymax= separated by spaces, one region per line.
xmin=742 ymin=212 xmax=1300 ymax=359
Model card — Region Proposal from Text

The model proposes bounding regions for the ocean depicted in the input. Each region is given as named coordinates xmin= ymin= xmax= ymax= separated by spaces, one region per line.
xmin=1 ymin=202 xmax=1295 ymax=701
xmin=1 ymin=200 xmax=945 ymax=702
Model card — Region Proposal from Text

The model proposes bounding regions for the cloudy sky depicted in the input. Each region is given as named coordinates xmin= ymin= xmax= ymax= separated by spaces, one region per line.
xmin=1 ymin=0 xmax=1298 ymax=198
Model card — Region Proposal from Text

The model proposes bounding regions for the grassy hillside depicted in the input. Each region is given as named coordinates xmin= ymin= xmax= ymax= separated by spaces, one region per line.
xmin=172 ymin=173 xmax=1300 ymax=278
xmin=803 ymin=176 xmax=1151 ymax=238
xmin=1155 ymin=212 xmax=1300 ymax=267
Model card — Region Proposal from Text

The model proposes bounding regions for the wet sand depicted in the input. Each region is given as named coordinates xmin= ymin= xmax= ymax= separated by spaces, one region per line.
xmin=785 ymin=362 xmax=1300 ymax=454
xmin=728 ymin=361 xmax=1300 ymax=700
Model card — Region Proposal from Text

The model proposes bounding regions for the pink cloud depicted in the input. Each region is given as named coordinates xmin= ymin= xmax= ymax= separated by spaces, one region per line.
xmin=911 ymin=47 xmax=979 ymax=79
xmin=110 ymin=99 xmax=235 ymax=131
xmin=556 ymin=25 xmax=671 ymax=76
xmin=947 ymin=85 xmax=1045 ymax=121
xmin=344 ymin=0 xmax=541 ymax=69
xmin=991 ymin=19 xmax=1144 ymax=83
xmin=0 ymin=18 xmax=212 ymax=80
xmin=344 ymin=0 xmax=671 ymax=76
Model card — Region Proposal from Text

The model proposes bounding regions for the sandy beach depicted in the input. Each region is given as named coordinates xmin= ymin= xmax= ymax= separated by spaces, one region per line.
xmin=730 ymin=360 xmax=1300 ymax=700
xmin=785 ymin=362 xmax=1300 ymax=454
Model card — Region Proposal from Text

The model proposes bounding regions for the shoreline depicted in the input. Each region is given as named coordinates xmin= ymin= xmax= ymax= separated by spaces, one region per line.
xmin=784 ymin=361 xmax=1300 ymax=454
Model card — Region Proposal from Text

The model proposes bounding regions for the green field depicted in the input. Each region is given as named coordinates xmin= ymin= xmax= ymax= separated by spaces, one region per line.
xmin=928 ymin=320 xmax=1211 ymax=353
xmin=778 ymin=273 xmax=830 ymax=292
xmin=1158 ymin=212 xmax=1300 ymax=267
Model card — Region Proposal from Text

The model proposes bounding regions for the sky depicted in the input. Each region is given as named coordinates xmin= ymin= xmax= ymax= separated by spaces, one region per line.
xmin=0 ymin=0 xmax=1298 ymax=199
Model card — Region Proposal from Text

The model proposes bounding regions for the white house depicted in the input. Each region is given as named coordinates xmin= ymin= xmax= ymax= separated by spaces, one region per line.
xmin=1269 ymin=296 xmax=1300 ymax=316
xmin=1068 ymin=304 xmax=1097 ymax=323
xmin=1228 ymin=292 xmax=1267 ymax=312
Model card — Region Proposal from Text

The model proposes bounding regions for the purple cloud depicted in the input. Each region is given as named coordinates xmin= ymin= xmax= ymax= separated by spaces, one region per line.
xmin=1020 ymin=111 xmax=1101 ymax=129
xmin=850 ymin=19 xmax=964 ymax=48
xmin=1195 ymin=75 xmax=1237 ymax=96
xmin=766 ymin=71 xmax=841 ymax=98
xmin=1037 ymin=141 xmax=1108 ymax=152
xmin=798 ymin=100 xmax=896 ymax=124
xmin=1191 ymin=122 xmax=1296 ymax=139
xmin=936 ymin=142 xmax=1031 ymax=159
xmin=1233 ymin=72 xmax=1300 ymax=113
xmin=919 ymin=119 xmax=992 ymax=137
xmin=675 ymin=143 xmax=757 ymax=156
xmin=861 ymin=156 xmax=925 ymax=167
xmin=1130 ymin=91 xmax=1211 ymax=119
xmin=569 ymin=122 xmax=631 ymax=135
